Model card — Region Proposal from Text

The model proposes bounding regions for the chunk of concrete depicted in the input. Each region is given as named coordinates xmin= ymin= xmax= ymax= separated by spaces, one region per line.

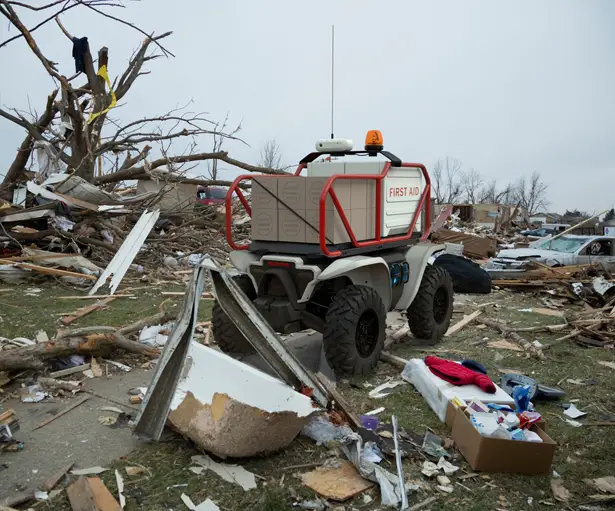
xmin=168 ymin=342 xmax=317 ymax=458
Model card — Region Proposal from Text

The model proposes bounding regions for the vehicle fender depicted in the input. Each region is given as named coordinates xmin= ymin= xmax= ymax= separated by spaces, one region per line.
xmin=395 ymin=243 xmax=446 ymax=310
xmin=317 ymin=256 xmax=392 ymax=311
xmin=229 ymin=250 xmax=260 ymax=272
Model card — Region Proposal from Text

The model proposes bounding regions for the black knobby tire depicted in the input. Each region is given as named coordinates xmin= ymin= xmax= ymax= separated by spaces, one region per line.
xmin=322 ymin=285 xmax=386 ymax=377
xmin=408 ymin=265 xmax=454 ymax=343
xmin=433 ymin=254 xmax=492 ymax=294
xmin=211 ymin=274 xmax=256 ymax=355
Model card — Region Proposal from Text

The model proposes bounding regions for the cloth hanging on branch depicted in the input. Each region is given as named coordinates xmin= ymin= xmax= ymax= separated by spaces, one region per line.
xmin=88 ymin=65 xmax=117 ymax=124
xmin=72 ymin=37 xmax=89 ymax=73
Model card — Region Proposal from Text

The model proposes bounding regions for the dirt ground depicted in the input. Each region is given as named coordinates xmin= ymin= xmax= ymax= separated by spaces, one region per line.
xmin=2 ymin=279 xmax=615 ymax=510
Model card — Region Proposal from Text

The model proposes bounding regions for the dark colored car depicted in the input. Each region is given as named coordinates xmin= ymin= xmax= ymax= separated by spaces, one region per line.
xmin=197 ymin=186 xmax=227 ymax=206
xmin=520 ymin=227 xmax=554 ymax=237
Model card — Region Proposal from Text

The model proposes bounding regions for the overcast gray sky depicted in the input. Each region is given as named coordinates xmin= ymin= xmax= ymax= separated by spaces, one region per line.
xmin=1 ymin=0 xmax=614 ymax=214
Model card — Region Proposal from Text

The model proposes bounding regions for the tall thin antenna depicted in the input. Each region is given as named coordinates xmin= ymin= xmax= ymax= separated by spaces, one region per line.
xmin=330 ymin=24 xmax=335 ymax=140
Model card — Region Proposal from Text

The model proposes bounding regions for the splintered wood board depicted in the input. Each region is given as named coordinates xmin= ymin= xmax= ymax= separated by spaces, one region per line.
xmin=302 ymin=460 xmax=373 ymax=502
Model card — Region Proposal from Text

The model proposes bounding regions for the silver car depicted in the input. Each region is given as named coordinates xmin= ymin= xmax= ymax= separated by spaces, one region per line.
xmin=486 ymin=235 xmax=615 ymax=271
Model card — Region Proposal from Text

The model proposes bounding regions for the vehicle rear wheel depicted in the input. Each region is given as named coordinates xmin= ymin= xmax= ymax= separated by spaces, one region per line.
xmin=408 ymin=265 xmax=454 ymax=343
xmin=211 ymin=274 xmax=257 ymax=355
xmin=322 ymin=285 xmax=386 ymax=377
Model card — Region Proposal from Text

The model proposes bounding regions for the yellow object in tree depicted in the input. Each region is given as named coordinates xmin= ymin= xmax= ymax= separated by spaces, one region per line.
xmin=88 ymin=65 xmax=117 ymax=123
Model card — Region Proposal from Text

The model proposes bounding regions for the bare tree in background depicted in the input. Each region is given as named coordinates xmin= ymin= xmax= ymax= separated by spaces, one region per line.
xmin=514 ymin=171 xmax=549 ymax=215
xmin=258 ymin=139 xmax=286 ymax=172
xmin=204 ymin=114 xmax=242 ymax=181
xmin=432 ymin=157 xmax=464 ymax=204
xmin=462 ymin=168 xmax=483 ymax=204
xmin=478 ymin=180 xmax=515 ymax=205
xmin=0 ymin=1 xmax=282 ymax=191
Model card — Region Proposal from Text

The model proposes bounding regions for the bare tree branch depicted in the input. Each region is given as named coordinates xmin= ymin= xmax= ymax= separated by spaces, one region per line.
xmin=258 ymin=139 xmax=284 ymax=171
xmin=0 ymin=0 xmax=63 ymax=80
xmin=432 ymin=157 xmax=464 ymax=204
xmin=75 ymin=0 xmax=175 ymax=57
xmin=0 ymin=1 xmax=123 ymax=49
xmin=461 ymin=168 xmax=483 ymax=204
xmin=514 ymin=171 xmax=549 ymax=216
xmin=95 ymin=151 xmax=288 ymax=185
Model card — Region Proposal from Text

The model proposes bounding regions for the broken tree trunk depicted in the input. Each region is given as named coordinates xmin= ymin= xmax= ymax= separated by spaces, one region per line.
xmin=0 ymin=331 xmax=157 ymax=371
xmin=481 ymin=318 xmax=545 ymax=360
xmin=118 ymin=310 xmax=177 ymax=336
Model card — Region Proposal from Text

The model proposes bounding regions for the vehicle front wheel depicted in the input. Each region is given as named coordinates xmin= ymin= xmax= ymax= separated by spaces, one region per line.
xmin=211 ymin=274 xmax=257 ymax=355
xmin=408 ymin=265 xmax=454 ymax=343
xmin=322 ymin=285 xmax=386 ymax=377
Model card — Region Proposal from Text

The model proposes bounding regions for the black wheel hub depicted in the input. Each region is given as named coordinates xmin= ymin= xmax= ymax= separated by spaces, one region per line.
xmin=433 ymin=287 xmax=448 ymax=324
xmin=356 ymin=310 xmax=380 ymax=357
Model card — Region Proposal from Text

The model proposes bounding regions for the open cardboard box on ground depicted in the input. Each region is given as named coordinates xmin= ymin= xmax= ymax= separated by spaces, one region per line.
xmin=444 ymin=401 xmax=547 ymax=431
xmin=450 ymin=406 xmax=556 ymax=475
xmin=401 ymin=358 xmax=515 ymax=424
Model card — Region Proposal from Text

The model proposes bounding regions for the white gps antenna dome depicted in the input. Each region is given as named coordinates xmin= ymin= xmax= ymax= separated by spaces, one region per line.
xmin=315 ymin=138 xmax=353 ymax=152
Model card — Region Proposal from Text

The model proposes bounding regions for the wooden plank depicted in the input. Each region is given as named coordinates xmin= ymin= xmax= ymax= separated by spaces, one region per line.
xmin=531 ymin=307 xmax=565 ymax=318
xmin=61 ymin=297 xmax=117 ymax=326
xmin=315 ymin=373 xmax=361 ymax=430
xmin=88 ymin=477 xmax=122 ymax=511
xmin=3 ymin=253 xmax=77 ymax=261
xmin=408 ymin=496 xmax=439 ymax=511
xmin=445 ymin=310 xmax=483 ymax=337
xmin=49 ymin=364 xmax=91 ymax=378
xmin=0 ymin=259 xmax=97 ymax=280
xmin=0 ymin=208 xmax=55 ymax=223
xmin=380 ymin=351 xmax=408 ymax=370
xmin=0 ymin=409 xmax=15 ymax=423
xmin=66 ymin=476 xmax=98 ymax=511
xmin=161 ymin=291 xmax=214 ymax=299
xmin=40 ymin=462 xmax=74 ymax=492
xmin=33 ymin=395 xmax=89 ymax=431
xmin=59 ymin=294 xmax=134 ymax=300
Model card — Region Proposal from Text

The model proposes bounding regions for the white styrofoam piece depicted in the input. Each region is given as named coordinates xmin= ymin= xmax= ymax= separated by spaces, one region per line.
xmin=401 ymin=358 xmax=514 ymax=422
xmin=170 ymin=341 xmax=315 ymax=417
xmin=89 ymin=209 xmax=160 ymax=295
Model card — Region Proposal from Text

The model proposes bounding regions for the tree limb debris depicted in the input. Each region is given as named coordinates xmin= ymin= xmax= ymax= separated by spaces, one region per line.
xmin=481 ymin=318 xmax=546 ymax=360
xmin=0 ymin=329 xmax=158 ymax=371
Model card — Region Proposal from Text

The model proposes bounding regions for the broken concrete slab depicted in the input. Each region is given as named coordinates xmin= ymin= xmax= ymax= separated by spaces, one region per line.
xmin=168 ymin=342 xmax=317 ymax=458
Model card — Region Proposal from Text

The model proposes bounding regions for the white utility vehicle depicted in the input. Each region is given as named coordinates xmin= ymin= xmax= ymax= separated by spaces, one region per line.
xmin=212 ymin=131 xmax=454 ymax=377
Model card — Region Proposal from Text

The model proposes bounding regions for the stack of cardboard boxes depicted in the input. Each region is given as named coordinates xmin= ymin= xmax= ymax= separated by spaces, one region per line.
xmin=251 ymin=176 xmax=377 ymax=244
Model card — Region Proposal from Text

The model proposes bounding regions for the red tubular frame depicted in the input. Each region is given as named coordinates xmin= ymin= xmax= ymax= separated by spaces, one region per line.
xmin=317 ymin=162 xmax=431 ymax=257
xmin=225 ymin=160 xmax=432 ymax=256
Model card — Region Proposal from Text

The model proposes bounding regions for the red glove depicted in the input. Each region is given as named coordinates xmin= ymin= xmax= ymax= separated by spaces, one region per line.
xmin=425 ymin=356 xmax=496 ymax=394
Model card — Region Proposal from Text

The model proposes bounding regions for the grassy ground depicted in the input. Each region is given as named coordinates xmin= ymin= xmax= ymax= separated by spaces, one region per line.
xmin=2 ymin=279 xmax=615 ymax=510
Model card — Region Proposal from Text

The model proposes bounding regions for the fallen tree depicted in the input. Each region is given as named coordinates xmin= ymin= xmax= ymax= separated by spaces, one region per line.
xmin=0 ymin=328 xmax=158 ymax=371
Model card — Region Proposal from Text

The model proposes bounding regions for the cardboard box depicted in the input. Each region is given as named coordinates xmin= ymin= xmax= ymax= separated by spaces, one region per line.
xmin=451 ymin=407 xmax=555 ymax=475
xmin=306 ymin=177 xmax=351 ymax=211
xmin=251 ymin=209 xmax=278 ymax=241
xmin=350 ymin=180 xmax=367 ymax=209
xmin=445 ymin=402 xmax=547 ymax=432
xmin=278 ymin=177 xmax=306 ymax=210
xmin=279 ymin=206 xmax=306 ymax=242
xmin=305 ymin=210 xmax=350 ymax=245
xmin=252 ymin=177 xmax=279 ymax=209
xmin=401 ymin=359 xmax=515 ymax=423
